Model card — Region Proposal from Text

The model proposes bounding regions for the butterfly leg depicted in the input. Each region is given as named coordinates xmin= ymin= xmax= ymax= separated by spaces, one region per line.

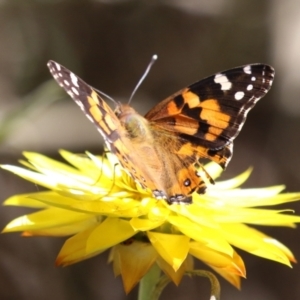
xmin=166 ymin=194 xmax=193 ymax=205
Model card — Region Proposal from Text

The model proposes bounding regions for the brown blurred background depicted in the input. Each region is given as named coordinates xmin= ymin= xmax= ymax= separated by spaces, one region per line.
xmin=0 ymin=0 xmax=300 ymax=299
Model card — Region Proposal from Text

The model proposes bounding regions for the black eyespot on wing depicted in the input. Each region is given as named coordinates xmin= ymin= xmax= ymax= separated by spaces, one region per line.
xmin=184 ymin=178 xmax=191 ymax=187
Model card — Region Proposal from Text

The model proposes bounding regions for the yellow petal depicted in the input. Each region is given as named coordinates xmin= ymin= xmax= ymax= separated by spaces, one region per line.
xmin=3 ymin=207 xmax=94 ymax=233
xmin=205 ymin=186 xmax=287 ymax=207
xmin=60 ymin=150 xmax=109 ymax=177
xmin=2 ymin=150 xmax=300 ymax=293
xmin=56 ymin=224 xmax=100 ymax=266
xmin=258 ymin=193 xmax=300 ymax=206
xmin=108 ymin=247 xmax=120 ymax=276
xmin=130 ymin=218 xmax=165 ymax=231
xmin=169 ymin=204 xmax=219 ymax=229
xmin=23 ymin=151 xmax=78 ymax=171
xmin=3 ymin=192 xmax=48 ymax=208
xmin=212 ymin=167 xmax=252 ymax=190
xmin=86 ymin=218 xmax=136 ymax=255
xmin=212 ymin=207 xmax=300 ymax=227
xmin=203 ymin=162 xmax=223 ymax=180
xmin=209 ymin=265 xmax=242 ymax=289
xmin=263 ymin=236 xmax=296 ymax=263
xmin=221 ymin=223 xmax=293 ymax=266
xmin=189 ymin=242 xmax=245 ymax=277
xmin=29 ymin=192 xmax=144 ymax=217
xmin=147 ymin=231 xmax=189 ymax=271
xmin=113 ymin=242 xmax=158 ymax=293
xmin=156 ymin=254 xmax=194 ymax=285
xmin=86 ymin=151 xmax=122 ymax=179
xmin=22 ymin=217 xmax=98 ymax=236
xmin=148 ymin=205 xmax=170 ymax=221
xmin=168 ymin=215 xmax=234 ymax=257
xmin=1 ymin=164 xmax=59 ymax=190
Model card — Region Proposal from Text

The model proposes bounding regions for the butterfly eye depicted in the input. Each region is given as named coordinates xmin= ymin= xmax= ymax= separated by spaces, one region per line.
xmin=114 ymin=106 xmax=122 ymax=117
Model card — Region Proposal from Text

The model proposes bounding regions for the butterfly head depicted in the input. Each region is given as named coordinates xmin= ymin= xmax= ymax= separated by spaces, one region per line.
xmin=117 ymin=104 xmax=150 ymax=140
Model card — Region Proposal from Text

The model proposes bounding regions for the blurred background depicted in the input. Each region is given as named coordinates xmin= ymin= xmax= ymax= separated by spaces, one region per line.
xmin=0 ymin=0 xmax=300 ymax=299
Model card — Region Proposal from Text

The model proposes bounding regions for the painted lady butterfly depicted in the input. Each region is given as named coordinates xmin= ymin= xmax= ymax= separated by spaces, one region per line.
xmin=47 ymin=59 xmax=274 ymax=204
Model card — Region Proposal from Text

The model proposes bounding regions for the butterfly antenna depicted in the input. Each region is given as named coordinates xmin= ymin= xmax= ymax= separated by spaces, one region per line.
xmin=128 ymin=54 xmax=158 ymax=104
xmin=94 ymin=87 xmax=118 ymax=106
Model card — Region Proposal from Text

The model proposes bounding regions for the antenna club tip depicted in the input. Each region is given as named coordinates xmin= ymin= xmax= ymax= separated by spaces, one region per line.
xmin=152 ymin=54 xmax=158 ymax=60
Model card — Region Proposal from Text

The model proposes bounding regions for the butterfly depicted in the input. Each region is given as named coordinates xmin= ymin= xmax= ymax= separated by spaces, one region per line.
xmin=47 ymin=60 xmax=274 ymax=204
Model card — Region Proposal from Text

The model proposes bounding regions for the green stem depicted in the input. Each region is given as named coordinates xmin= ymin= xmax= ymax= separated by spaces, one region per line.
xmin=187 ymin=270 xmax=221 ymax=300
xmin=138 ymin=264 xmax=161 ymax=300
xmin=148 ymin=269 xmax=221 ymax=300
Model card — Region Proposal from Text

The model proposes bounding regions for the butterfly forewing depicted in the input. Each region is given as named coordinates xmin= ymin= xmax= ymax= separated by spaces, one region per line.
xmin=146 ymin=64 xmax=274 ymax=154
xmin=47 ymin=60 xmax=177 ymax=200
xmin=47 ymin=60 xmax=122 ymax=148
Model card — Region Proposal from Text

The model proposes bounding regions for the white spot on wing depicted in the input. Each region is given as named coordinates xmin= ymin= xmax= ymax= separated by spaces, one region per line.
xmin=75 ymin=100 xmax=84 ymax=110
xmin=243 ymin=65 xmax=252 ymax=74
xmin=71 ymin=86 xmax=79 ymax=95
xmin=64 ymin=80 xmax=70 ymax=86
xmin=67 ymin=91 xmax=74 ymax=97
xmin=235 ymin=91 xmax=245 ymax=100
xmin=70 ymin=72 xmax=79 ymax=87
xmin=247 ymin=84 xmax=253 ymax=91
xmin=251 ymin=76 xmax=256 ymax=81
xmin=55 ymin=62 xmax=61 ymax=71
xmin=86 ymin=114 xmax=94 ymax=123
xmin=214 ymin=73 xmax=232 ymax=90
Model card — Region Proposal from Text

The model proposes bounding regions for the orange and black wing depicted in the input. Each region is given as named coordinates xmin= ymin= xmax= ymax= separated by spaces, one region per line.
xmin=145 ymin=64 xmax=275 ymax=168
xmin=47 ymin=60 xmax=123 ymax=149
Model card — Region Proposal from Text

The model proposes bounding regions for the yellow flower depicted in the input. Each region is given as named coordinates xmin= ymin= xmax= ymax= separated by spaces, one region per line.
xmin=2 ymin=150 xmax=300 ymax=293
